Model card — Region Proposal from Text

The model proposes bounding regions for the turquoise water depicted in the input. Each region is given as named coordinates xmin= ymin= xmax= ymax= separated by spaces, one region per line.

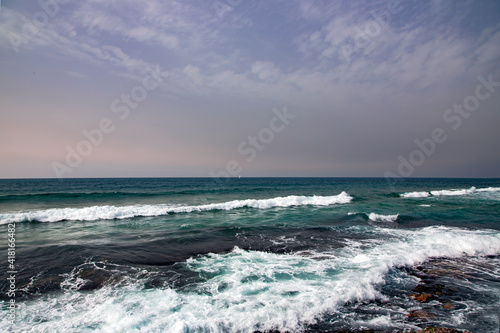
xmin=1 ymin=178 xmax=499 ymax=332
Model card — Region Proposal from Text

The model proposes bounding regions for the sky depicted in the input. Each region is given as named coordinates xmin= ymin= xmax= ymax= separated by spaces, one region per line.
xmin=0 ymin=0 xmax=499 ymax=179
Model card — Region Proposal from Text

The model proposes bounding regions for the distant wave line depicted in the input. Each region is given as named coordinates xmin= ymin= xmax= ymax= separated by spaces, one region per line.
xmin=400 ymin=186 xmax=500 ymax=198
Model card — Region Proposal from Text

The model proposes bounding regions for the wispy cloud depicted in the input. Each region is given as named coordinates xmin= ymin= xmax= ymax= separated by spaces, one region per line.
xmin=64 ymin=70 xmax=87 ymax=79
xmin=1 ymin=0 xmax=499 ymax=177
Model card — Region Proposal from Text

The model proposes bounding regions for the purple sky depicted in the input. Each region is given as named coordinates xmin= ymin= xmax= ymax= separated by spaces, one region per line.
xmin=1 ymin=0 xmax=499 ymax=178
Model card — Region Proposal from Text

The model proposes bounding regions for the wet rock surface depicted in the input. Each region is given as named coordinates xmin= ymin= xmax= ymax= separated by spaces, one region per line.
xmin=403 ymin=256 xmax=497 ymax=332
xmin=296 ymin=256 xmax=498 ymax=333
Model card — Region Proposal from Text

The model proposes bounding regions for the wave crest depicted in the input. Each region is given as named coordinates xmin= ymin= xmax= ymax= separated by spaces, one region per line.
xmin=401 ymin=191 xmax=430 ymax=198
xmin=401 ymin=186 xmax=500 ymax=198
xmin=0 ymin=192 xmax=352 ymax=224
xmin=368 ymin=213 xmax=399 ymax=222
xmin=430 ymin=187 xmax=477 ymax=196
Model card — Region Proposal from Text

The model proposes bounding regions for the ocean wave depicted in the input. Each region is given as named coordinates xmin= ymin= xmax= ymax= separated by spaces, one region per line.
xmin=0 ymin=188 xmax=232 ymax=201
xmin=6 ymin=226 xmax=500 ymax=332
xmin=400 ymin=186 xmax=500 ymax=198
xmin=347 ymin=212 xmax=401 ymax=223
xmin=477 ymin=187 xmax=500 ymax=192
xmin=0 ymin=192 xmax=352 ymax=224
xmin=400 ymin=191 xmax=431 ymax=198
xmin=0 ymin=191 xmax=143 ymax=200
xmin=430 ymin=187 xmax=477 ymax=196
xmin=368 ymin=213 xmax=399 ymax=222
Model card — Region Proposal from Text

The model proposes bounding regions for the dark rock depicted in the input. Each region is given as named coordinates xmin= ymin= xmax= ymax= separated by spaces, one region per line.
xmin=414 ymin=328 xmax=470 ymax=333
xmin=442 ymin=302 xmax=455 ymax=309
xmin=408 ymin=309 xmax=435 ymax=320
xmin=411 ymin=292 xmax=434 ymax=302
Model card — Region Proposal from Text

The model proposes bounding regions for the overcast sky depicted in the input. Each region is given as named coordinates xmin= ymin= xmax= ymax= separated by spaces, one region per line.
xmin=0 ymin=0 xmax=499 ymax=178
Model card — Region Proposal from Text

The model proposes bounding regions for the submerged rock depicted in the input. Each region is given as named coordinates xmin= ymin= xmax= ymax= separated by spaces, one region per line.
xmin=442 ymin=302 xmax=455 ymax=309
xmin=410 ymin=292 xmax=434 ymax=302
xmin=414 ymin=328 xmax=470 ymax=333
xmin=407 ymin=309 xmax=435 ymax=320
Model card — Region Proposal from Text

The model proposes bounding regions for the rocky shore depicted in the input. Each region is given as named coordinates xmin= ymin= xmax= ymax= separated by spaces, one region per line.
xmin=260 ymin=255 xmax=500 ymax=333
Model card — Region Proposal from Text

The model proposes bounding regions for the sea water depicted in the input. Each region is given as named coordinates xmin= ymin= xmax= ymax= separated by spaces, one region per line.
xmin=0 ymin=178 xmax=499 ymax=332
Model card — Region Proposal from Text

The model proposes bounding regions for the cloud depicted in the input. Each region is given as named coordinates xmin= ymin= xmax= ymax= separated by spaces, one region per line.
xmin=64 ymin=70 xmax=87 ymax=79
xmin=1 ymin=0 xmax=500 ymax=177
xmin=475 ymin=29 xmax=500 ymax=65
xmin=251 ymin=61 xmax=281 ymax=81
xmin=3 ymin=0 xmax=497 ymax=96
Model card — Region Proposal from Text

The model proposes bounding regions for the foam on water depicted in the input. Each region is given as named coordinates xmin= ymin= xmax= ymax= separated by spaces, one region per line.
xmin=0 ymin=192 xmax=352 ymax=224
xmin=401 ymin=186 xmax=500 ymax=199
xmin=4 ymin=226 xmax=499 ymax=332
xmin=431 ymin=187 xmax=477 ymax=196
xmin=401 ymin=191 xmax=431 ymax=198
xmin=476 ymin=187 xmax=500 ymax=192
xmin=368 ymin=213 xmax=399 ymax=222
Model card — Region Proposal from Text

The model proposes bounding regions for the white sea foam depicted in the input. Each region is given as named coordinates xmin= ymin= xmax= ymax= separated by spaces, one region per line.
xmin=4 ymin=226 xmax=499 ymax=332
xmin=401 ymin=186 xmax=500 ymax=199
xmin=0 ymin=192 xmax=352 ymax=224
xmin=368 ymin=213 xmax=399 ymax=222
xmin=431 ymin=187 xmax=477 ymax=196
xmin=401 ymin=191 xmax=431 ymax=198
xmin=476 ymin=187 xmax=500 ymax=192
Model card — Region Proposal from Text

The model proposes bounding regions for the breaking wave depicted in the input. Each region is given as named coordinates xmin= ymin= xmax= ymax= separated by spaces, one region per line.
xmin=368 ymin=213 xmax=399 ymax=222
xmin=5 ymin=226 xmax=499 ymax=332
xmin=0 ymin=192 xmax=352 ymax=224
xmin=400 ymin=186 xmax=500 ymax=198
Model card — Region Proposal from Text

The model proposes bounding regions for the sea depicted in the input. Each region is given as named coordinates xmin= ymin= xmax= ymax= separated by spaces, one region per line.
xmin=0 ymin=177 xmax=499 ymax=332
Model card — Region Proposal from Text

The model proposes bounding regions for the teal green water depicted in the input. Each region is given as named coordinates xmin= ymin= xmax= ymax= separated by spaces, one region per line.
xmin=0 ymin=178 xmax=499 ymax=332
